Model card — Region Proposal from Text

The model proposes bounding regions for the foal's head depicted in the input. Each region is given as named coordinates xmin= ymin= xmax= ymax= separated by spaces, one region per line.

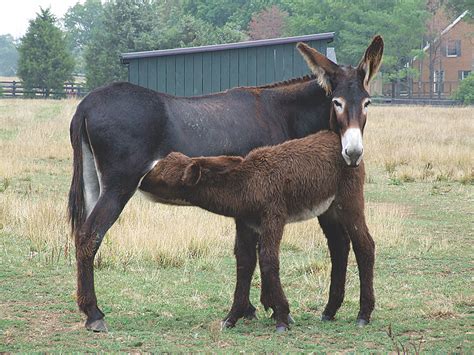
xmin=145 ymin=152 xmax=243 ymax=190
xmin=297 ymin=36 xmax=384 ymax=167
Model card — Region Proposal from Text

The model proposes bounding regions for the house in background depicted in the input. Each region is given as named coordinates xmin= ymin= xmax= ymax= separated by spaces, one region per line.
xmin=411 ymin=10 xmax=473 ymax=98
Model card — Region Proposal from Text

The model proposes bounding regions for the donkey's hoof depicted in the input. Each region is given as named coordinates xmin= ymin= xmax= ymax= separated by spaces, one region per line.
xmin=85 ymin=318 xmax=108 ymax=332
xmin=321 ymin=314 xmax=335 ymax=321
xmin=275 ymin=324 xmax=289 ymax=333
xmin=271 ymin=313 xmax=294 ymax=324
xmin=221 ymin=318 xmax=236 ymax=329
xmin=356 ymin=318 xmax=369 ymax=327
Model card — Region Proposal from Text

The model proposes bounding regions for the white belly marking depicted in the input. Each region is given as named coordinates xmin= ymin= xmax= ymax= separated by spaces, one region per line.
xmin=288 ymin=195 xmax=335 ymax=223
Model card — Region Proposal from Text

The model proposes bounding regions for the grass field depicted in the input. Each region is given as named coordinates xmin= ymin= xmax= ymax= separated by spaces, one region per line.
xmin=0 ymin=99 xmax=472 ymax=352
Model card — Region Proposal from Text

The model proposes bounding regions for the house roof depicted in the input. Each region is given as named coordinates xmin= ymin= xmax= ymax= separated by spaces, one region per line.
xmin=422 ymin=10 xmax=469 ymax=52
xmin=121 ymin=32 xmax=335 ymax=62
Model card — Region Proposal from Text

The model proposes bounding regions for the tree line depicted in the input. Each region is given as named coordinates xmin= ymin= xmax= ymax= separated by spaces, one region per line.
xmin=1 ymin=0 xmax=471 ymax=97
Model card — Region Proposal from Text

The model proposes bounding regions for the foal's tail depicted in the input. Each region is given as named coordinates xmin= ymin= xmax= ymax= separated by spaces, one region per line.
xmin=68 ymin=108 xmax=87 ymax=238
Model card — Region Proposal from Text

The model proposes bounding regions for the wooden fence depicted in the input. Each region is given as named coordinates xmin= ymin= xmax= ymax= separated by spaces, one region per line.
xmin=0 ymin=81 xmax=88 ymax=98
xmin=382 ymin=80 xmax=459 ymax=99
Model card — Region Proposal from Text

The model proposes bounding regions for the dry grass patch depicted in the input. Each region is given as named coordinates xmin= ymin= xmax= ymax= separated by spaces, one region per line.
xmin=1 ymin=100 xmax=472 ymax=265
xmin=366 ymin=106 xmax=474 ymax=183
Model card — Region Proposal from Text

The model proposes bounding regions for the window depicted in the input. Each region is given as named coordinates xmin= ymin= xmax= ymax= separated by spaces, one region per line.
xmin=433 ymin=70 xmax=444 ymax=93
xmin=446 ymin=40 xmax=461 ymax=57
xmin=458 ymin=70 xmax=471 ymax=80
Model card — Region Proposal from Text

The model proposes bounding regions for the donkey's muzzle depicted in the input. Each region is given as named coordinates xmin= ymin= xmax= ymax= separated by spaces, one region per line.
xmin=343 ymin=147 xmax=363 ymax=167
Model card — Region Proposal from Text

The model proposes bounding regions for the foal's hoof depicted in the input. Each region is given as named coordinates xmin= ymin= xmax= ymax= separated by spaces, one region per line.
xmin=243 ymin=305 xmax=258 ymax=320
xmin=356 ymin=318 xmax=369 ymax=327
xmin=244 ymin=311 xmax=258 ymax=320
xmin=321 ymin=314 xmax=334 ymax=321
xmin=275 ymin=324 xmax=289 ymax=333
xmin=221 ymin=318 xmax=236 ymax=329
xmin=85 ymin=318 xmax=108 ymax=333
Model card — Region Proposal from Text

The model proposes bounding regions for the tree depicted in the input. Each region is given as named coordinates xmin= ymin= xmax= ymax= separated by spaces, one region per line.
xmin=17 ymin=8 xmax=74 ymax=97
xmin=248 ymin=5 xmax=288 ymax=40
xmin=184 ymin=0 xmax=279 ymax=29
xmin=452 ymin=73 xmax=474 ymax=104
xmin=63 ymin=0 xmax=104 ymax=74
xmin=283 ymin=0 xmax=428 ymax=95
xmin=85 ymin=0 xmax=248 ymax=89
xmin=445 ymin=0 xmax=473 ymax=21
xmin=84 ymin=0 xmax=156 ymax=89
xmin=0 ymin=35 xmax=19 ymax=76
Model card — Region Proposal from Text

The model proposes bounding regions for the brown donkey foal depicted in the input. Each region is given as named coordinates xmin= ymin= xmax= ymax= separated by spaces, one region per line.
xmin=139 ymin=129 xmax=375 ymax=332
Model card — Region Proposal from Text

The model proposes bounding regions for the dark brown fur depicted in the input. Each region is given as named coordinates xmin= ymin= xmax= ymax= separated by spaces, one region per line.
xmin=140 ymin=130 xmax=374 ymax=329
xmin=68 ymin=37 xmax=382 ymax=332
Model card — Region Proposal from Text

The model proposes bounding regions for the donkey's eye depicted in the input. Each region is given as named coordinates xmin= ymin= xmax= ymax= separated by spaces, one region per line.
xmin=333 ymin=100 xmax=343 ymax=108
xmin=364 ymin=100 xmax=371 ymax=108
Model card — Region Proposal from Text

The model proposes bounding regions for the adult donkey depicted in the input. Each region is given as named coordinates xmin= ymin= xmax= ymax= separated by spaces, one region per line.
xmin=69 ymin=36 xmax=383 ymax=332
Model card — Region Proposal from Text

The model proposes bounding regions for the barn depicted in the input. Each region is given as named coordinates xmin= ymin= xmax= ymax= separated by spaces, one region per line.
xmin=121 ymin=32 xmax=335 ymax=97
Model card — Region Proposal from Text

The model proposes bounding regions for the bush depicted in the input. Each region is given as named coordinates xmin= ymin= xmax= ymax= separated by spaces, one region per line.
xmin=452 ymin=74 xmax=474 ymax=104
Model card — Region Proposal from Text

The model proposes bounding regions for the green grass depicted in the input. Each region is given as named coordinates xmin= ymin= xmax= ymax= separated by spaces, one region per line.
xmin=0 ymin=101 xmax=472 ymax=351
xmin=1 ymin=174 xmax=472 ymax=352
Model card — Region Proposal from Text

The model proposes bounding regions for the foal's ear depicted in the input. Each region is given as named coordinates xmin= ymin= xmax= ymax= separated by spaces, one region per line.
xmin=297 ymin=42 xmax=338 ymax=95
xmin=182 ymin=162 xmax=201 ymax=186
xmin=213 ymin=156 xmax=243 ymax=173
xmin=358 ymin=35 xmax=384 ymax=89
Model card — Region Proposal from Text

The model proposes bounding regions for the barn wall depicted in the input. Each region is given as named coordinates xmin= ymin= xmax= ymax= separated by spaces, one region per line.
xmin=127 ymin=40 xmax=327 ymax=96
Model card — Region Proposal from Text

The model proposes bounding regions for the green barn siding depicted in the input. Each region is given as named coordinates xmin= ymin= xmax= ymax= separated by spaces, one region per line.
xmin=185 ymin=55 xmax=194 ymax=96
xmin=166 ymin=56 xmax=175 ymax=94
xmin=157 ymin=57 xmax=166 ymax=92
xmin=125 ymin=36 xmax=331 ymax=97
xmin=220 ymin=50 xmax=230 ymax=91
xmin=238 ymin=49 xmax=247 ymax=86
xmin=229 ymin=50 xmax=239 ymax=88
xmin=211 ymin=52 xmax=221 ymax=92
xmin=193 ymin=54 xmax=203 ymax=95
xmin=202 ymin=52 xmax=212 ymax=94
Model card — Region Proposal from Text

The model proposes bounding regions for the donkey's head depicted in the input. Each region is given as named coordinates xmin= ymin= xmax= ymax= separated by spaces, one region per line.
xmin=297 ymin=36 xmax=383 ymax=167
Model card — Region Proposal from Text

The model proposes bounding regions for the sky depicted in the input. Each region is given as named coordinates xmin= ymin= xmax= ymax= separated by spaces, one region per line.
xmin=0 ymin=0 xmax=85 ymax=38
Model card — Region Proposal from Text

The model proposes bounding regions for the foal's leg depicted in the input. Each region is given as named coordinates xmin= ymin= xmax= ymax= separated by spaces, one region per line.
xmin=223 ymin=220 xmax=258 ymax=328
xmin=76 ymin=186 xmax=136 ymax=332
xmin=318 ymin=212 xmax=350 ymax=321
xmin=257 ymin=219 xmax=290 ymax=332
xmin=345 ymin=215 xmax=375 ymax=326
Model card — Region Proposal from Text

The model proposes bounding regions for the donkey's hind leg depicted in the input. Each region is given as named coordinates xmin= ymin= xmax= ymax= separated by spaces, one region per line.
xmin=346 ymin=218 xmax=375 ymax=326
xmin=75 ymin=184 xmax=137 ymax=332
xmin=318 ymin=211 xmax=350 ymax=321
xmin=257 ymin=218 xmax=290 ymax=332
xmin=223 ymin=220 xmax=258 ymax=328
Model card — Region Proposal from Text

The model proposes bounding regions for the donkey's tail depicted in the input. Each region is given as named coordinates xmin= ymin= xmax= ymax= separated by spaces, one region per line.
xmin=68 ymin=108 xmax=87 ymax=238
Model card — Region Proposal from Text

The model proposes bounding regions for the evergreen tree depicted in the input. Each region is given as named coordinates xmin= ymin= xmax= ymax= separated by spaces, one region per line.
xmin=18 ymin=8 xmax=74 ymax=97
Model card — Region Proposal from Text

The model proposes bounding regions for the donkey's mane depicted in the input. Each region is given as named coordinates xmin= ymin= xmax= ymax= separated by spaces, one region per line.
xmin=256 ymin=74 xmax=316 ymax=89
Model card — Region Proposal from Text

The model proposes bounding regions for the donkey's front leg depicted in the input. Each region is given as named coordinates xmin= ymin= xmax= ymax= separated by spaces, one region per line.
xmin=345 ymin=216 xmax=375 ymax=326
xmin=222 ymin=219 xmax=258 ymax=328
xmin=76 ymin=189 xmax=134 ymax=332
xmin=257 ymin=218 xmax=290 ymax=332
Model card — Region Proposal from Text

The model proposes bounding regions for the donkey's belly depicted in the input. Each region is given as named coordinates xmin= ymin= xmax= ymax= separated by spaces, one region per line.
xmin=288 ymin=195 xmax=335 ymax=223
xmin=139 ymin=189 xmax=192 ymax=206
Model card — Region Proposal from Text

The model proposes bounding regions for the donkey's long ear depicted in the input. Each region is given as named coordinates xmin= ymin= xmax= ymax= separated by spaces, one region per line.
xmin=358 ymin=35 xmax=384 ymax=89
xmin=297 ymin=42 xmax=338 ymax=95
xmin=182 ymin=162 xmax=201 ymax=186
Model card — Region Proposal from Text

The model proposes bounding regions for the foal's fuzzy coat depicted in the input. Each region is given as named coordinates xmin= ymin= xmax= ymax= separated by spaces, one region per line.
xmin=140 ymin=130 xmax=374 ymax=331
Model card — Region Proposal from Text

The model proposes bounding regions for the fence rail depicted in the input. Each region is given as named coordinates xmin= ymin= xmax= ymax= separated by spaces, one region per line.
xmin=0 ymin=80 xmax=88 ymax=98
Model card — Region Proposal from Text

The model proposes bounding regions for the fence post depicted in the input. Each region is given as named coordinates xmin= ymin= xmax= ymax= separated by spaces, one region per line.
xmin=12 ymin=81 xmax=16 ymax=97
